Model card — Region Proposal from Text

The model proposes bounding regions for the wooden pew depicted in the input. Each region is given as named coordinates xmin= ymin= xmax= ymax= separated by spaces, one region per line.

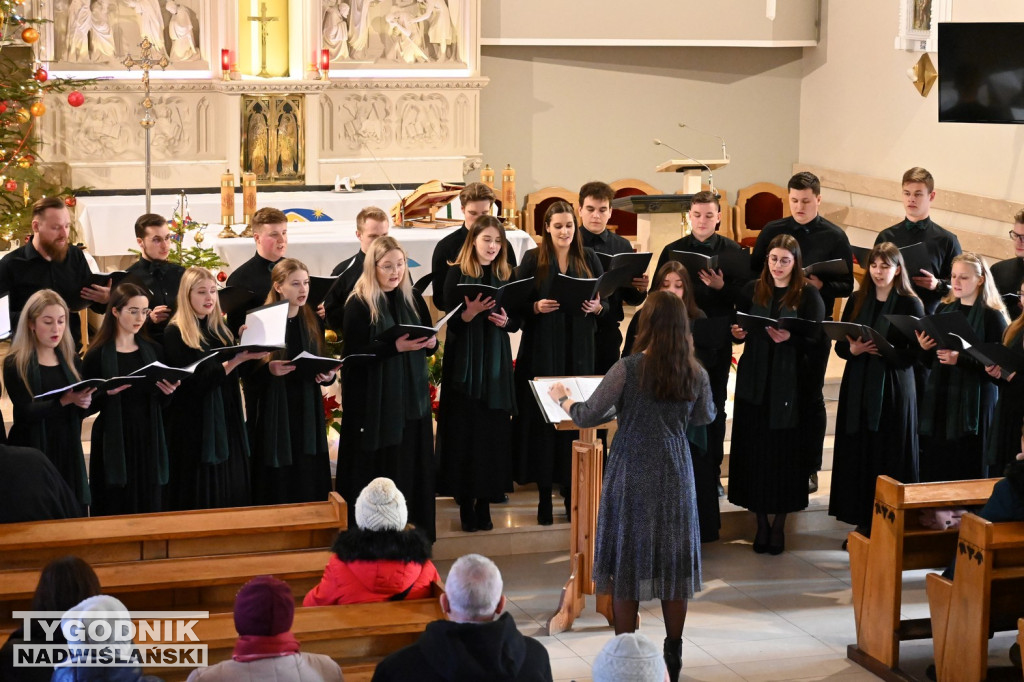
xmin=0 ymin=493 xmax=347 ymax=571
xmin=847 ymin=476 xmax=999 ymax=680
xmin=146 ymin=582 xmax=447 ymax=682
xmin=925 ymin=514 xmax=1024 ymax=681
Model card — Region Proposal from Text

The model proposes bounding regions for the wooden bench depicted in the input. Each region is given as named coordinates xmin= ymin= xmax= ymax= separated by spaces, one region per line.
xmin=1 ymin=549 xmax=333 ymax=626
xmin=926 ymin=514 xmax=1024 ymax=681
xmin=145 ymin=582 xmax=447 ymax=682
xmin=847 ymin=476 xmax=999 ymax=680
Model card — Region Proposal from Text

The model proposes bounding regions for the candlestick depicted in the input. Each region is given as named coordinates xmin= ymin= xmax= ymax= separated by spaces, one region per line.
xmin=221 ymin=49 xmax=230 ymax=81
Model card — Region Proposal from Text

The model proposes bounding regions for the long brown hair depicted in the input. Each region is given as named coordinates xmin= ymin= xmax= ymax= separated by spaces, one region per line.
xmin=653 ymin=261 xmax=701 ymax=321
xmin=848 ymin=242 xmax=918 ymax=319
xmin=754 ymin=234 xmax=806 ymax=310
xmin=450 ymin=215 xmax=512 ymax=280
xmin=89 ymin=283 xmax=152 ymax=350
xmin=7 ymin=289 xmax=81 ymax=393
xmin=535 ymin=201 xmax=592 ymax=282
xmin=633 ymin=291 xmax=702 ymax=402
xmin=264 ymin=258 xmax=324 ymax=356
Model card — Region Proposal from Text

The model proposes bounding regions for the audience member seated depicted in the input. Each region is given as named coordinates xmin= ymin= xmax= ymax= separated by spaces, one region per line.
xmin=187 ymin=576 xmax=343 ymax=682
xmin=53 ymin=595 xmax=164 ymax=682
xmin=592 ymin=633 xmax=669 ymax=682
xmin=0 ymin=556 xmax=101 ymax=682
xmin=304 ymin=477 xmax=439 ymax=606
xmin=371 ymin=553 xmax=552 ymax=681
xmin=0 ymin=443 xmax=83 ymax=523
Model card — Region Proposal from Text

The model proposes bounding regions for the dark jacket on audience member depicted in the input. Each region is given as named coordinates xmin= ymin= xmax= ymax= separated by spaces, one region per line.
xmin=303 ymin=528 xmax=440 ymax=606
xmin=0 ymin=444 xmax=83 ymax=523
xmin=371 ymin=612 xmax=553 ymax=682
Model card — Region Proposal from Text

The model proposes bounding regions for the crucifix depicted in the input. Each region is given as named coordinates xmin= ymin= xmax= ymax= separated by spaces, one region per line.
xmin=248 ymin=2 xmax=279 ymax=78
xmin=123 ymin=38 xmax=169 ymax=213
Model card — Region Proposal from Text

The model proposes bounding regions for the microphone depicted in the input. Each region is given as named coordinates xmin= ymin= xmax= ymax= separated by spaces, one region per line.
xmin=653 ymin=138 xmax=714 ymax=194
xmin=357 ymin=135 xmax=405 ymax=226
xmin=677 ymin=122 xmax=728 ymax=161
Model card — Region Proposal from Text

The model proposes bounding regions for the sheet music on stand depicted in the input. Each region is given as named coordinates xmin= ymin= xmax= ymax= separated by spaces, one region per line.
xmin=529 ymin=376 xmax=607 ymax=424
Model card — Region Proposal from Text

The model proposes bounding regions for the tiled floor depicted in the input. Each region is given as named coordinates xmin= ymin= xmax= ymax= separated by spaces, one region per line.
xmin=434 ymin=526 xmax=1020 ymax=682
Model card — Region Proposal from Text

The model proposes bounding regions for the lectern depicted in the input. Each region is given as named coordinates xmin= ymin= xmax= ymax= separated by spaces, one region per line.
xmin=656 ymin=158 xmax=730 ymax=194
xmin=611 ymin=194 xmax=691 ymax=278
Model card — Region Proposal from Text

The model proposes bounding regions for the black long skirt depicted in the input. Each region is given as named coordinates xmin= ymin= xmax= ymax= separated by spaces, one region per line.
xmin=436 ymin=389 xmax=512 ymax=500
xmin=728 ymin=396 xmax=809 ymax=515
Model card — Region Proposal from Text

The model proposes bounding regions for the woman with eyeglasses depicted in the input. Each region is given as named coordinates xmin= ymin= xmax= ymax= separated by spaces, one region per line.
xmin=340 ymin=236 xmax=438 ymax=542
xmin=989 ymin=211 xmax=1024 ymax=320
xmin=82 ymin=283 xmax=180 ymax=515
xmin=3 ymin=289 xmax=94 ymax=510
xmin=728 ymin=234 xmax=825 ymax=554
xmin=244 ymin=259 xmax=340 ymax=505
xmin=163 ymin=267 xmax=265 ymax=510
xmin=511 ymin=200 xmax=604 ymax=526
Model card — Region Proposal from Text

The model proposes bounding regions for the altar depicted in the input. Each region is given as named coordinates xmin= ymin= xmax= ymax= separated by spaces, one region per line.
xmin=76 ymin=189 xmax=468 ymax=257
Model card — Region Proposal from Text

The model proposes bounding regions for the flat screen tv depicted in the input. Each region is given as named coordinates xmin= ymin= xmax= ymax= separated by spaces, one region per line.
xmin=938 ymin=22 xmax=1024 ymax=124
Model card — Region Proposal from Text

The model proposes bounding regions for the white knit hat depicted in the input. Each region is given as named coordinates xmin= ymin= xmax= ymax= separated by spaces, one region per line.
xmin=355 ymin=477 xmax=408 ymax=532
xmin=592 ymin=633 xmax=667 ymax=682
xmin=60 ymin=595 xmax=135 ymax=664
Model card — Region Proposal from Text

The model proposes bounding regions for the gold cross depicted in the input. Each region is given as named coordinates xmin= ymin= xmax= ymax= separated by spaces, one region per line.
xmin=122 ymin=38 xmax=170 ymax=213
xmin=247 ymin=2 xmax=279 ymax=78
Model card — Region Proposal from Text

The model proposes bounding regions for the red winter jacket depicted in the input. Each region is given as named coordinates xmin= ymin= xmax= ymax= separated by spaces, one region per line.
xmin=303 ymin=527 xmax=440 ymax=606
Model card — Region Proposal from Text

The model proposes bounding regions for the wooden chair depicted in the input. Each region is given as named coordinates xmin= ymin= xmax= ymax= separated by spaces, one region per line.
xmin=521 ymin=186 xmax=576 ymax=242
xmin=608 ymin=179 xmax=662 ymax=241
xmin=926 ymin=515 xmax=1024 ymax=682
xmin=145 ymin=581 xmax=447 ymax=682
xmin=847 ymin=476 xmax=999 ymax=680
xmin=732 ymin=182 xmax=789 ymax=248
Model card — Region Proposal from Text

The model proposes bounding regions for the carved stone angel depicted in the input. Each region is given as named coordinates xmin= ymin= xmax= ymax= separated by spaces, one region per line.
xmin=166 ymin=1 xmax=199 ymax=61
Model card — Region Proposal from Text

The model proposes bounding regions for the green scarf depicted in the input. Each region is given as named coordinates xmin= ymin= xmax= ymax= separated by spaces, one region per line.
xmin=844 ymin=291 xmax=899 ymax=434
xmin=196 ymin=323 xmax=242 ymax=467
xmin=361 ymin=292 xmax=431 ymax=451
xmin=734 ymin=293 xmax=800 ymax=430
xmin=447 ymin=268 xmax=517 ymax=413
xmin=27 ymin=352 xmax=89 ymax=506
xmin=920 ymin=302 xmax=985 ymax=439
xmin=530 ymin=260 xmax=597 ymax=376
xmin=257 ymin=318 xmax=327 ymax=467
xmin=98 ymin=340 xmax=168 ymax=487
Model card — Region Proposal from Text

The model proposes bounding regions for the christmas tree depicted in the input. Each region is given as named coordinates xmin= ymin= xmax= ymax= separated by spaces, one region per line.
xmin=0 ymin=1 xmax=92 ymax=246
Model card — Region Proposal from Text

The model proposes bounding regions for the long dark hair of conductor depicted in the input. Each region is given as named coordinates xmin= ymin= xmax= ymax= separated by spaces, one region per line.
xmin=632 ymin=290 xmax=702 ymax=402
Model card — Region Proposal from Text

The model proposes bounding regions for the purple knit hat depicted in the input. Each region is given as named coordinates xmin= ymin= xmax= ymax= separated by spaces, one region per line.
xmin=233 ymin=576 xmax=295 ymax=636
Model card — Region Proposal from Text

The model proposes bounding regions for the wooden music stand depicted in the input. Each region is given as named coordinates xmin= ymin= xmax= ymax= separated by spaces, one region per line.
xmin=656 ymin=158 xmax=730 ymax=194
xmin=391 ymin=180 xmax=464 ymax=228
xmin=546 ymin=418 xmax=616 ymax=635
xmin=612 ymin=194 xmax=693 ymax=279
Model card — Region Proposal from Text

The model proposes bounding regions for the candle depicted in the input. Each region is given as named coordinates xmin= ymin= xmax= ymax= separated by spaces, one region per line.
xmin=220 ymin=170 xmax=235 ymax=226
xmin=320 ymin=49 xmax=330 ymax=79
xmin=221 ymin=49 xmax=230 ymax=80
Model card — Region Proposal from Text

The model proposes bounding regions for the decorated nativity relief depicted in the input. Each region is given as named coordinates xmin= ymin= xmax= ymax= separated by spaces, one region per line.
xmin=51 ymin=0 xmax=205 ymax=68
xmin=322 ymin=0 xmax=467 ymax=68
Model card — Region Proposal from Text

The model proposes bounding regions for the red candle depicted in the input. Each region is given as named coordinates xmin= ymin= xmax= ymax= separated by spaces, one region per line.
xmin=221 ymin=49 xmax=230 ymax=73
xmin=320 ymin=49 xmax=330 ymax=73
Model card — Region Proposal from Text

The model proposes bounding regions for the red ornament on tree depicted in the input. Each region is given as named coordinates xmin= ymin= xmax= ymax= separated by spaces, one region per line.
xmin=0 ymin=103 xmax=7 ymax=114
xmin=21 ymin=27 xmax=39 ymax=44
xmin=34 ymin=68 xmax=48 ymax=82
xmin=216 ymin=271 xmax=227 ymax=283
xmin=67 ymin=91 xmax=85 ymax=108
xmin=65 ymin=196 xmax=77 ymax=208
xmin=4 ymin=180 xmax=18 ymax=192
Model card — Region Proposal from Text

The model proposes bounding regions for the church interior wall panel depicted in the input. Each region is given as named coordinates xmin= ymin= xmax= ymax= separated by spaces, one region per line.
xmin=478 ymin=45 xmax=803 ymax=200
xmin=799 ymin=0 xmax=1024 ymax=203
xmin=480 ymin=0 xmax=818 ymax=45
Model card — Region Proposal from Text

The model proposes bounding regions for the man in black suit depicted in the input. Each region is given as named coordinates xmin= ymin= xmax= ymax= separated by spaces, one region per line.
xmin=323 ymin=206 xmax=390 ymax=330
xmin=990 ymin=209 xmax=1024 ymax=319
xmin=224 ymin=206 xmax=289 ymax=334
xmin=125 ymin=213 xmax=185 ymax=340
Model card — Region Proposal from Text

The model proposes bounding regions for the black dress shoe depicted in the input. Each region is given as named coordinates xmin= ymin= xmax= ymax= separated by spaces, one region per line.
xmin=537 ymin=495 xmax=553 ymax=526
xmin=753 ymin=526 xmax=770 ymax=554
xmin=459 ymin=502 xmax=477 ymax=533
xmin=663 ymin=637 xmax=682 ymax=682
xmin=475 ymin=500 xmax=493 ymax=531
xmin=769 ymin=529 xmax=785 ymax=555
xmin=808 ymin=472 xmax=819 ymax=494
xmin=716 ymin=479 xmax=726 ymax=498
xmin=491 ymin=494 xmax=509 ymax=504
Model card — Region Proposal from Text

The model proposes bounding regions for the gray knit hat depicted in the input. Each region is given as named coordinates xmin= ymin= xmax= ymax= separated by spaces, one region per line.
xmin=592 ymin=633 xmax=667 ymax=682
xmin=354 ymin=477 xmax=408 ymax=532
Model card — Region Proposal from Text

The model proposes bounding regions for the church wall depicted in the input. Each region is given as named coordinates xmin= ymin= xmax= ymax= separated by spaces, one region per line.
xmin=478 ymin=45 xmax=805 ymax=198
xmin=798 ymin=0 xmax=1024 ymax=202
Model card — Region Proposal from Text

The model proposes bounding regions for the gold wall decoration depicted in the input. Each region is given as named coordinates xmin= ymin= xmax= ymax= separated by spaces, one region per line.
xmin=241 ymin=94 xmax=305 ymax=185
xmin=909 ymin=52 xmax=937 ymax=97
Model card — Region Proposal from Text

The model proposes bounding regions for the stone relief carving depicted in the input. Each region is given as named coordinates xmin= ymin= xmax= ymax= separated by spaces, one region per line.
xmin=52 ymin=0 xmax=203 ymax=66
xmin=322 ymin=0 xmax=466 ymax=67
xmin=61 ymin=94 xmax=205 ymax=160
xmin=396 ymin=93 xmax=447 ymax=147
xmin=66 ymin=95 xmax=135 ymax=157
xmin=342 ymin=94 xmax=392 ymax=148
xmin=147 ymin=95 xmax=193 ymax=156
